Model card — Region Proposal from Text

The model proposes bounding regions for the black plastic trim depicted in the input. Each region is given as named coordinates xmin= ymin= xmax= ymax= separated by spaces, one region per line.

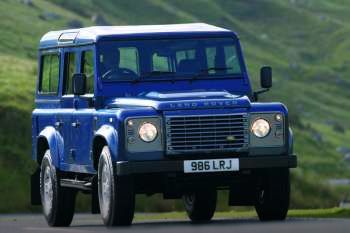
xmin=116 ymin=155 xmax=297 ymax=176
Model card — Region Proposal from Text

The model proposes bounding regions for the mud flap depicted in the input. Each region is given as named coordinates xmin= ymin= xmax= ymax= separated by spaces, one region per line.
xmin=31 ymin=168 xmax=41 ymax=205
xmin=91 ymin=175 xmax=100 ymax=214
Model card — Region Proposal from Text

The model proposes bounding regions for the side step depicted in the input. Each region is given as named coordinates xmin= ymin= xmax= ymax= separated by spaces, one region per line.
xmin=61 ymin=179 xmax=92 ymax=191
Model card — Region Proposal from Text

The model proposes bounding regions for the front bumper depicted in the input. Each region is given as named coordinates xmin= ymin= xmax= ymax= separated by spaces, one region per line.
xmin=116 ymin=155 xmax=297 ymax=176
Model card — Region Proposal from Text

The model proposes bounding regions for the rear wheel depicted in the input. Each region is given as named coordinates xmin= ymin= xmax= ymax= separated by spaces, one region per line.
xmin=98 ymin=146 xmax=135 ymax=226
xmin=40 ymin=150 xmax=76 ymax=227
xmin=183 ymin=189 xmax=217 ymax=223
xmin=255 ymin=168 xmax=290 ymax=221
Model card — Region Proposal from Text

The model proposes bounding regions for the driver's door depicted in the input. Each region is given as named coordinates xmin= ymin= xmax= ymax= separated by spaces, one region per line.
xmin=71 ymin=49 xmax=95 ymax=168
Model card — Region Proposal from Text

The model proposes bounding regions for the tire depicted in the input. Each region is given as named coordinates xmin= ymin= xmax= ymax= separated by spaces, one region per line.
xmin=183 ymin=189 xmax=217 ymax=223
xmin=98 ymin=146 xmax=135 ymax=226
xmin=255 ymin=168 xmax=290 ymax=221
xmin=40 ymin=150 xmax=76 ymax=227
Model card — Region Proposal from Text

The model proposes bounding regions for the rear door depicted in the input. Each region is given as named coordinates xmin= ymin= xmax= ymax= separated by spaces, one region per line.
xmin=58 ymin=49 xmax=77 ymax=164
xmin=35 ymin=51 xmax=62 ymax=155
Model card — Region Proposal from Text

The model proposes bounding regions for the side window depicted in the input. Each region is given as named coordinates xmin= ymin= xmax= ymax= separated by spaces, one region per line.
xmin=81 ymin=50 xmax=94 ymax=94
xmin=119 ymin=47 xmax=139 ymax=74
xmin=39 ymin=54 xmax=59 ymax=94
xmin=63 ymin=52 xmax=76 ymax=95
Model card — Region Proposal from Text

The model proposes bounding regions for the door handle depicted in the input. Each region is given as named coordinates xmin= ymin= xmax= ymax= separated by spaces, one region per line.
xmin=71 ymin=121 xmax=81 ymax=128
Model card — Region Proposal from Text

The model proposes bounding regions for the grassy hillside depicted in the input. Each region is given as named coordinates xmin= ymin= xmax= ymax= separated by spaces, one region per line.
xmin=1 ymin=0 xmax=350 ymax=212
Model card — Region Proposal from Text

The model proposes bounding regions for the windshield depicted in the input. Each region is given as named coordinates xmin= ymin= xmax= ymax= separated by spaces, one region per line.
xmin=98 ymin=38 xmax=242 ymax=81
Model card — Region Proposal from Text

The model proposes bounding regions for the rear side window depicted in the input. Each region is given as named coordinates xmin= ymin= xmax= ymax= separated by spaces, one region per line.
xmin=39 ymin=54 xmax=59 ymax=94
xmin=81 ymin=50 xmax=94 ymax=94
xmin=63 ymin=52 xmax=76 ymax=95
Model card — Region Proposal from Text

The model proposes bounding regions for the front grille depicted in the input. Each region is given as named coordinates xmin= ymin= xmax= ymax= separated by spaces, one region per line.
xmin=165 ymin=114 xmax=249 ymax=154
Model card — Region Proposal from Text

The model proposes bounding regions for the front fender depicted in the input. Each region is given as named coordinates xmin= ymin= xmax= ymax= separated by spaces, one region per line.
xmin=37 ymin=126 xmax=63 ymax=168
xmin=94 ymin=124 xmax=119 ymax=161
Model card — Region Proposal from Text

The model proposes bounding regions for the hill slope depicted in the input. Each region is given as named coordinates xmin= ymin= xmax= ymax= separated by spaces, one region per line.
xmin=1 ymin=0 xmax=350 ymax=212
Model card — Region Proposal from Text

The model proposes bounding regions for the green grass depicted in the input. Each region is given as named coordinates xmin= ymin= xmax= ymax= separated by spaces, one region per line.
xmin=288 ymin=208 xmax=350 ymax=218
xmin=133 ymin=208 xmax=350 ymax=221
xmin=1 ymin=0 xmax=350 ymax=212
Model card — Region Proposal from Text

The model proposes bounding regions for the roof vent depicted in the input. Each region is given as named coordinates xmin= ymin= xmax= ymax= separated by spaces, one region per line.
xmin=58 ymin=32 xmax=78 ymax=44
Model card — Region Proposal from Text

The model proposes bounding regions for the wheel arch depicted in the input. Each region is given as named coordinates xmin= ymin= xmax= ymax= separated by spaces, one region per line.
xmin=92 ymin=125 xmax=119 ymax=170
xmin=37 ymin=136 xmax=49 ymax=166
xmin=36 ymin=126 xmax=63 ymax=168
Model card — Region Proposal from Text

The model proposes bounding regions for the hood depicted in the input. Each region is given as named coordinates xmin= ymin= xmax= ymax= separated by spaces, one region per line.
xmin=106 ymin=90 xmax=251 ymax=111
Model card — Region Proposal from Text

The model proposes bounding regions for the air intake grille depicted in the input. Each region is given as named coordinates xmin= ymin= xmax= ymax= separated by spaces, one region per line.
xmin=165 ymin=114 xmax=249 ymax=154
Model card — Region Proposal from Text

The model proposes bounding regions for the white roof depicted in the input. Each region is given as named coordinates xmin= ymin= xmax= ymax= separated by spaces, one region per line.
xmin=39 ymin=23 xmax=234 ymax=49
xmin=86 ymin=23 xmax=229 ymax=35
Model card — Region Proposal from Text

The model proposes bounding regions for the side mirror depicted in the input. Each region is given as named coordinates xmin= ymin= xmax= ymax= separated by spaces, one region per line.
xmin=73 ymin=73 xmax=86 ymax=96
xmin=260 ymin=66 xmax=272 ymax=89
xmin=254 ymin=66 xmax=272 ymax=101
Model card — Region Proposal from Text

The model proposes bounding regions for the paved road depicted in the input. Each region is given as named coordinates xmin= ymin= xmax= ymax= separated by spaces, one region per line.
xmin=1 ymin=214 xmax=350 ymax=233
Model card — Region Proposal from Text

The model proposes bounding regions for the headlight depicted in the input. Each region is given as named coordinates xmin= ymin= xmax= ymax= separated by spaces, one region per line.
xmin=251 ymin=118 xmax=270 ymax=138
xmin=138 ymin=122 xmax=158 ymax=142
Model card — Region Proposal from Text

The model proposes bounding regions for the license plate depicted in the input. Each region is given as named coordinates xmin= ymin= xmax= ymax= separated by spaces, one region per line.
xmin=184 ymin=158 xmax=239 ymax=173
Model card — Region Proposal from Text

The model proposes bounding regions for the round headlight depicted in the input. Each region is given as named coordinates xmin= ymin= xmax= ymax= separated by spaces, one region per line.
xmin=251 ymin=118 xmax=270 ymax=138
xmin=139 ymin=122 xmax=158 ymax=142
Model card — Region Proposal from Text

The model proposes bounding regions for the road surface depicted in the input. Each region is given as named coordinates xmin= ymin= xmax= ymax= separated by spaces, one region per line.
xmin=1 ymin=214 xmax=350 ymax=233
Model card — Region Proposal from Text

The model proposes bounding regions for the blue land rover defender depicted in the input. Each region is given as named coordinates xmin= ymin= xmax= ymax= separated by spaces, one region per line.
xmin=31 ymin=23 xmax=297 ymax=227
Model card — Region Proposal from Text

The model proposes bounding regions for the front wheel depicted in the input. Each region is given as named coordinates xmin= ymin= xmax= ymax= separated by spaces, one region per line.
xmin=40 ymin=150 xmax=76 ymax=226
xmin=98 ymin=146 xmax=135 ymax=226
xmin=183 ymin=189 xmax=217 ymax=223
xmin=255 ymin=168 xmax=290 ymax=221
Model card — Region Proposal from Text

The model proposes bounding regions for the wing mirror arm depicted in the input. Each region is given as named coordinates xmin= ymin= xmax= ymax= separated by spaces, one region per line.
xmin=253 ymin=88 xmax=270 ymax=101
